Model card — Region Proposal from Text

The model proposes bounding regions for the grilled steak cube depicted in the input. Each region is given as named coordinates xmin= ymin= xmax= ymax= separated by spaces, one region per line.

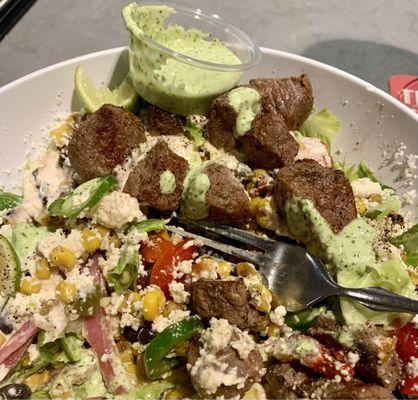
xmin=145 ymin=104 xmax=184 ymax=136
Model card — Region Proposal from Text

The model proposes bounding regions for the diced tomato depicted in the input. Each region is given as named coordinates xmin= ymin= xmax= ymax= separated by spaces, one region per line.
xmin=400 ymin=375 xmax=418 ymax=396
xmin=149 ymin=239 xmax=196 ymax=297
xmin=141 ymin=234 xmax=174 ymax=265
xmin=396 ymin=322 xmax=418 ymax=363
xmin=305 ymin=344 xmax=354 ymax=381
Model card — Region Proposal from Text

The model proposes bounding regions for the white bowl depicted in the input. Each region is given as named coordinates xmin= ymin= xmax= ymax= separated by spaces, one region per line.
xmin=0 ymin=47 xmax=417 ymax=215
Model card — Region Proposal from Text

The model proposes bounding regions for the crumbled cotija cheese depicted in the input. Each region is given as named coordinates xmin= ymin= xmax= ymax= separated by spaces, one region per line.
xmin=270 ymin=306 xmax=287 ymax=327
xmin=37 ymin=229 xmax=85 ymax=260
xmin=152 ymin=310 xmax=191 ymax=333
xmin=351 ymin=178 xmax=382 ymax=198
xmin=168 ymin=281 xmax=189 ymax=304
xmin=93 ymin=191 xmax=144 ymax=229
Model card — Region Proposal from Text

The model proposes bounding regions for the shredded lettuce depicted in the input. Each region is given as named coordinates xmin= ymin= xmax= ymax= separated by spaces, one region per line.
xmin=334 ymin=160 xmax=393 ymax=190
xmin=285 ymin=305 xmax=328 ymax=331
xmin=114 ymin=382 xmax=174 ymax=400
xmin=340 ymin=258 xmax=416 ymax=327
xmin=184 ymin=118 xmax=205 ymax=147
xmin=298 ymin=108 xmax=340 ymax=151
xmin=0 ymin=191 xmax=22 ymax=211
xmin=106 ymin=245 xmax=139 ymax=294
xmin=365 ymin=193 xmax=402 ymax=220
xmin=390 ymin=223 xmax=418 ymax=267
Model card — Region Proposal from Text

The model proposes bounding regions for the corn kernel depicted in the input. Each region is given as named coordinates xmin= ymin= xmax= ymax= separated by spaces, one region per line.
xmin=124 ymin=362 xmax=138 ymax=381
xmin=140 ymin=287 xmax=166 ymax=321
xmin=20 ymin=278 xmax=41 ymax=295
xmin=50 ymin=246 xmax=76 ymax=271
xmin=82 ymin=228 xmax=101 ymax=253
xmin=123 ymin=291 xmax=142 ymax=314
xmin=109 ymin=234 xmax=122 ymax=249
xmin=250 ymin=196 xmax=263 ymax=216
xmin=253 ymin=169 xmax=267 ymax=177
xmin=165 ymin=387 xmax=196 ymax=400
xmin=267 ymin=323 xmax=281 ymax=337
xmin=369 ymin=193 xmax=383 ymax=203
xmin=356 ymin=199 xmax=366 ymax=215
xmin=36 ymin=258 xmax=51 ymax=280
xmin=159 ymin=229 xmax=171 ymax=241
xmin=192 ymin=257 xmax=217 ymax=278
xmin=56 ymin=281 xmax=77 ymax=304
xmin=216 ymin=261 xmax=232 ymax=278
xmin=236 ymin=262 xmax=259 ymax=278
xmin=95 ymin=225 xmax=110 ymax=238
xmin=21 ymin=354 xmax=31 ymax=368
xmin=163 ymin=300 xmax=182 ymax=317
xmin=251 ymin=283 xmax=272 ymax=313
xmin=0 ymin=333 xmax=5 ymax=347
xmin=25 ymin=369 xmax=50 ymax=392
xmin=246 ymin=181 xmax=255 ymax=192
xmin=50 ymin=122 xmax=73 ymax=146
xmin=120 ymin=349 xmax=133 ymax=363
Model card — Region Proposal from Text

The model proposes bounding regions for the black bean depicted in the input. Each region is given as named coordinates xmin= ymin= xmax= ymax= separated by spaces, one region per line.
xmin=0 ymin=383 xmax=31 ymax=399
xmin=123 ymin=326 xmax=139 ymax=343
xmin=138 ymin=326 xmax=155 ymax=345
xmin=0 ymin=317 xmax=12 ymax=335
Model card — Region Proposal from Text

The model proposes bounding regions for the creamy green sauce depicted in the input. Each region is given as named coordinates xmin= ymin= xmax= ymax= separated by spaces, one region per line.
xmin=180 ymin=162 xmax=212 ymax=220
xmin=227 ymin=87 xmax=261 ymax=136
xmin=159 ymin=170 xmax=176 ymax=195
xmin=285 ymin=198 xmax=415 ymax=327
xmin=181 ymin=172 xmax=210 ymax=220
xmin=123 ymin=3 xmax=243 ymax=115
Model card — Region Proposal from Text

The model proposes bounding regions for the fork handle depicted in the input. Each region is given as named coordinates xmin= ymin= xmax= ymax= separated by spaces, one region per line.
xmin=338 ymin=286 xmax=418 ymax=314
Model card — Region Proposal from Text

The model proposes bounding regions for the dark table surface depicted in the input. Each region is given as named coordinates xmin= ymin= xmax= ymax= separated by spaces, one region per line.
xmin=0 ymin=0 xmax=417 ymax=90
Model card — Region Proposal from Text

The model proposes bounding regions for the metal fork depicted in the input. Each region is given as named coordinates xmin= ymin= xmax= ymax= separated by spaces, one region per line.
xmin=167 ymin=221 xmax=418 ymax=313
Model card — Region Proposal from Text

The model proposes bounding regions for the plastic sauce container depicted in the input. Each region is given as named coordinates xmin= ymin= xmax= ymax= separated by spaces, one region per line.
xmin=123 ymin=3 xmax=260 ymax=116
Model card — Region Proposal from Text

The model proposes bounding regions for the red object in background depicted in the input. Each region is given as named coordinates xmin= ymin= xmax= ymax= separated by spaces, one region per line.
xmin=389 ymin=75 xmax=418 ymax=114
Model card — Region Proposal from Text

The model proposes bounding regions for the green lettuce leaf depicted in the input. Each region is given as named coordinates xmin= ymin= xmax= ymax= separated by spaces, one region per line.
xmin=390 ymin=224 xmax=418 ymax=267
xmin=184 ymin=118 xmax=205 ymax=147
xmin=115 ymin=382 xmax=174 ymax=400
xmin=298 ymin=108 xmax=340 ymax=150
xmin=334 ymin=160 xmax=393 ymax=190
xmin=339 ymin=258 xmax=416 ymax=327
xmin=106 ymin=246 xmax=139 ymax=294
xmin=365 ymin=193 xmax=402 ymax=220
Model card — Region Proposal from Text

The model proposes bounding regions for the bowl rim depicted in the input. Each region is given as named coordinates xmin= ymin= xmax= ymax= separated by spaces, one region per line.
xmin=1 ymin=45 xmax=417 ymax=123
xmin=122 ymin=2 xmax=261 ymax=72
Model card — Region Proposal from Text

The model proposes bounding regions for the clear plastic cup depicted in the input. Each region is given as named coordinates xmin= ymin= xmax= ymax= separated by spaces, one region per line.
xmin=123 ymin=2 xmax=261 ymax=116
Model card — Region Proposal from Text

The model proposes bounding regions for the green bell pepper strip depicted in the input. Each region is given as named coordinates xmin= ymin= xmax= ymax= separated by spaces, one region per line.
xmin=144 ymin=316 xmax=203 ymax=380
xmin=48 ymin=175 xmax=118 ymax=218
xmin=0 ymin=191 xmax=22 ymax=211
xmin=0 ymin=234 xmax=21 ymax=296
xmin=106 ymin=246 xmax=139 ymax=294
xmin=285 ymin=305 xmax=328 ymax=331
xmin=128 ymin=219 xmax=166 ymax=234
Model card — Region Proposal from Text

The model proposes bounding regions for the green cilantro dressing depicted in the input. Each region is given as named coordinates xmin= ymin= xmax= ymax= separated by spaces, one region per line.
xmin=123 ymin=3 xmax=243 ymax=115
xmin=227 ymin=87 xmax=261 ymax=136
xmin=180 ymin=162 xmax=213 ymax=220
xmin=285 ymin=198 xmax=415 ymax=327
xmin=159 ymin=170 xmax=176 ymax=195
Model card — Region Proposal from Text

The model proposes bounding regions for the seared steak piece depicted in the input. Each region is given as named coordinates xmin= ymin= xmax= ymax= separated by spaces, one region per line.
xmin=250 ymin=74 xmax=314 ymax=130
xmin=123 ymin=140 xmax=188 ymax=212
xmin=145 ymin=104 xmax=184 ymax=136
xmin=354 ymin=322 xmax=403 ymax=391
xmin=188 ymin=279 xmax=262 ymax=330
xmin=187 ymin=339 xmax=263 ymax=399
xmin=203 ymin=163 xmax=251 ymax=224
xmin=240 ymin=112 xmax=299 ymax=169
xmin=207 ymin=93 xmax=237 ymax=151
xmin=68 ymin=104 xmax=146 ymax=181
xmin=274 ymin=159 xmax=357 ymax=234
xmin=307 ymin=314 xmax=344 ymax=349
xmin=265 ymin=363 xmax=312 ymax=399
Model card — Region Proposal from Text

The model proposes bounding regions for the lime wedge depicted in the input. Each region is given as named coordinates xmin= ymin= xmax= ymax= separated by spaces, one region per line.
xmin=74 ymin=66 xmax=139 ymax=113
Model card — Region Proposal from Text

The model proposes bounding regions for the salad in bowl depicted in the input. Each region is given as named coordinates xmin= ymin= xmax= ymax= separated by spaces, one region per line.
xmin=0 ymin=3 xmax=417 ymax=400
